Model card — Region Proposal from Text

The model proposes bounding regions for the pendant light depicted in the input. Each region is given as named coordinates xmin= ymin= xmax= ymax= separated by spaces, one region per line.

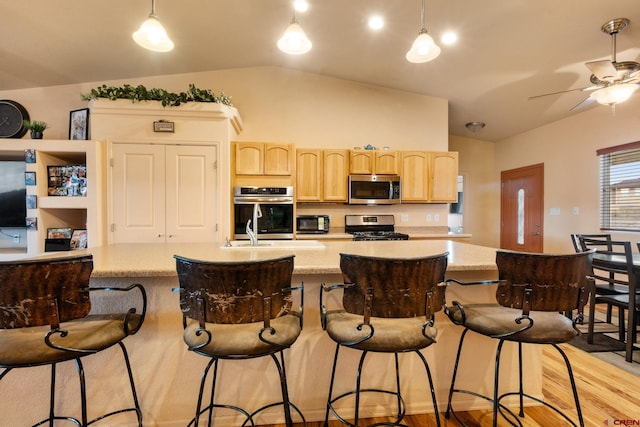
xmin=277 ymin=10 xmax=312 ymax=55
xmin=132 ymin=0 xmax=174 ymax=52
xmin=406 ymin=0 xmax=440 ymax=63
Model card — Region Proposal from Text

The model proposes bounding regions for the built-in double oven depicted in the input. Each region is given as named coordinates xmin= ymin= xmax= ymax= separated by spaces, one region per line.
xmin=233 ymin=186 xmax=294 ymax=240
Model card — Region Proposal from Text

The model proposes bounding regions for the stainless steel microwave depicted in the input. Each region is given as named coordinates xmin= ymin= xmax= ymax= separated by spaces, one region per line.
xmin=348 ymin=175 xmax=401 ymax=205
xmin=296 ymin=215 xmax=330 ymax=234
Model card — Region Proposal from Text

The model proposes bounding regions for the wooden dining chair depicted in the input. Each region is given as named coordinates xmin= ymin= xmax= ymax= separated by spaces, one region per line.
xmin=577 ymin=237 xmax=636 ymax=344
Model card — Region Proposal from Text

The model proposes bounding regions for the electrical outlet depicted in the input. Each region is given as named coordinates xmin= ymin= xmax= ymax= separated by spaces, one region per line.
xmin=401 ymin=213 xmax=409 ymax=222
xmin=12 ymin=235 xmax=19 ymax=243
xmin=426 ymin=214 xmax=432 ymax=222
xmin=434 ymin=214 xmax=440 ymax=222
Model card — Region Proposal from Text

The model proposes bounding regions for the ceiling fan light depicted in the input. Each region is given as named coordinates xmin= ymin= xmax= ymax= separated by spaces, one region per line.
xmin=406 ymin=32 xmax=441 ymax=63
xmin=132 ymin=15 xmax=174 ymax=52
xmin=590 ymin=84 xmax=638 ymax=105
xmin=278 ymin=21 xmax=312 ymax=55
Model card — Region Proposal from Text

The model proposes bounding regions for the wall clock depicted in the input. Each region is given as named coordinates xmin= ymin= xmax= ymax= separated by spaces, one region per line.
xmin=0 ymin=100 xmax=29 ymax=138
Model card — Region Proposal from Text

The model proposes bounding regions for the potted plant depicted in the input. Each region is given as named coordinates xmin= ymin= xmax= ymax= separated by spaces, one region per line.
xmin=23 ymin=120 xmax=48 ymax=139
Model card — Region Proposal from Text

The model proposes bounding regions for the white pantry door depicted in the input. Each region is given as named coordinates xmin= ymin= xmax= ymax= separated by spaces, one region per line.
xmin=111 ymin=143 xmax=217 ymax=243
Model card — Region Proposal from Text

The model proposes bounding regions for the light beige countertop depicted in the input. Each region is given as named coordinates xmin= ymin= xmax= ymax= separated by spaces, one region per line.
xmin=83 ymin=239 xmax=496 ymax=278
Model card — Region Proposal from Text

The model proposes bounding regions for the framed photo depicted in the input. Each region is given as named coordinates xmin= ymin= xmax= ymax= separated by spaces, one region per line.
xmin=47 ymin=227 xmax=72 ymax=239
xmin=47 ymin=165 xmax=87 ymax=196
xmin=25 ymin=217 xmax=37 ymax=231
xmin=69 ymin=108 xmax=89 ymax=140
xmin=70 ymin=229 xmax=88 ymax=249
xmin=24 ymin=148 xmax=36 ymax=163
xmin=25 ymin=171 xmax=36 ymax=185
xmin=26 ymin=195 xmax=37 ymax=209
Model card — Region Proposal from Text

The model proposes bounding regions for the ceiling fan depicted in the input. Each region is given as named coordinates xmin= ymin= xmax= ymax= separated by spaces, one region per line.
xmin=530 ymin=18 xmax=640 ymax=110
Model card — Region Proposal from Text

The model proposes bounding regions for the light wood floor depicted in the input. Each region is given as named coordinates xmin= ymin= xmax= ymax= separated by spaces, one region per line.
xmin=262 ymin=343 xmax=640 ymax=426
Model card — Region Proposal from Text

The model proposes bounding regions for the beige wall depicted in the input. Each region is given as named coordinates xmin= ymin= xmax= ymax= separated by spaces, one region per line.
xmin=495 ymin=96 xmax=640 ymax=253
xmin=449 ymin=135 xmax=500 ymax=248
xmin=0 ymin=66 xmax=449 ymax=151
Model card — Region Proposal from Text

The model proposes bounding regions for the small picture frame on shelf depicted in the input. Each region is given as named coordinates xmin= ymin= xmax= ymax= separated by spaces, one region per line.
xmin=24 ymin=149 xmax=36 ymax=163
xmin=47 ymin=227 xmax=73 ymax=239
xmin=25 ymin=171 xmax=36 ymax=185
xmin=26 ymin=195 xmax=37 ymax=209
xmin=47 ymin=165 xmax=87 ymax=196
xmin=69 ymin=108 xmax=89 ymax=140
xmin=70 ymin=229 xmax=88 ymax=249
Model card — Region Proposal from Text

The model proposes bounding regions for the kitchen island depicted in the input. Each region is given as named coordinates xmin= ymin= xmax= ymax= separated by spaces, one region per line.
xmin=0 ymin=240 xmax=542 ymax=427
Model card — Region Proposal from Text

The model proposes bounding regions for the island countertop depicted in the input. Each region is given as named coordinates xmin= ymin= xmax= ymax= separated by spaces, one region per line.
xmin=86 ymin=239 xmax=498 ymax=278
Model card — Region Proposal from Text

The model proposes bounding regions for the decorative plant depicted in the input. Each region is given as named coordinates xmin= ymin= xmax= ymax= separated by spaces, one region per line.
xmin=23 ymin=120 xmax=48 ymax=132
xmin=81 ymin=83 xmax=233 ymax=107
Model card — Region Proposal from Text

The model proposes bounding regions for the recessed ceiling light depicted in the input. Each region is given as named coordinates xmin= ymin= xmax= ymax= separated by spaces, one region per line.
xmin=294 ymin=0 xmax=309 ymax=13
xmin=441 ymin=31 xmax=458 ymax=45
xmin=368 ymin=15 xmax=385 ymax=30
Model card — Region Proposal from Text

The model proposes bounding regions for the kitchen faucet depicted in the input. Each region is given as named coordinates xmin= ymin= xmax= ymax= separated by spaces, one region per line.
xmin=246 ymin=203 xmax=262 ymax=246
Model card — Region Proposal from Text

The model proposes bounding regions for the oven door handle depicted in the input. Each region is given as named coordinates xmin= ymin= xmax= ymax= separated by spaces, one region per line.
xmin=234 ymin=197 xmax=294 ymax=203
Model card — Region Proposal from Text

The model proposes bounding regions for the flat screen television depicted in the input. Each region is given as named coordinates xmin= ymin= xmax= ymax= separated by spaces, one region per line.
xmin=0 ymin=160 xmax=27 ymax=227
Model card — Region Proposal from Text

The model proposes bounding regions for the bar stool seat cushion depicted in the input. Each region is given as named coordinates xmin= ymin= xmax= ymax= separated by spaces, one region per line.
xmin=0 ymin=313 xmax=144 ymax=367
xmin=324 ymin=310 xmax=437 ymax=352
xmin=447 ymin=303 xmax=579 ymax=344
xmin=184 ymin=312 xmax=302 ymax=357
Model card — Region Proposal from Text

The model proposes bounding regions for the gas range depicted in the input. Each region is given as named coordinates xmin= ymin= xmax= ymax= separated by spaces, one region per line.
xmin=345 ymin=215 xmax=410 ymax=241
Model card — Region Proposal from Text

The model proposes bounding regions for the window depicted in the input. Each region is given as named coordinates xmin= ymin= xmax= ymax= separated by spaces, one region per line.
xmin=598 ymin=141 xmax=640 ymax=231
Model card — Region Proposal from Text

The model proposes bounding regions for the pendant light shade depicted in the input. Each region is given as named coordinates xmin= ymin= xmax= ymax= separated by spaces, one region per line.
xmin=132 ymin=0 xmax=174 ymax=52
xmin=406 ymin=0 xmax=440 ymax=63
xmin=278 ymin=14 xmax=312 ymax=55
xmin=590 ymin=84 xmax=638 ymax=105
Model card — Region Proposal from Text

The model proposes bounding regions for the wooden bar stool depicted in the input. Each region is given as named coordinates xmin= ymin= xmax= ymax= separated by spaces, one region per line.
xmin=320 ymin=252 xmax=448 ymax=426
xmin=0 ymin=254 xmax=147 ymax=426
xmin=444 ymin=249 xmax=594 ymax=427
xmin=174 ymin=254 xmax=306 ymax=427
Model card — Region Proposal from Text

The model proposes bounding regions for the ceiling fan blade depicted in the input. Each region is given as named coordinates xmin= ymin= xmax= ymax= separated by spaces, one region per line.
xmin=585 ymin=60 xmax=618 ymax=81
xmin=570 ymin=96 xmax=597 ymax=111
xmin=528 ymin=85 xmax=599 ymax=100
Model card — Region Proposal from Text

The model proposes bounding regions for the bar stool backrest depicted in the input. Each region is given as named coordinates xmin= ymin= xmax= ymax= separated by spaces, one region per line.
xmin=495 ymin=250 xmax=593 ymax=312
xmin=175 ymin=255 xmax=295 ymax=324
xmin=0 ymin=255 xmax=93 ymax=329
xmin=339 ymin=252 xmax=448 ymax=319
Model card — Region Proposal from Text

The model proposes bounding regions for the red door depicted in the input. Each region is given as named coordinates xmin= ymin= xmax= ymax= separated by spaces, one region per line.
xmin=500 ymin=164 xmax=544 ymax=253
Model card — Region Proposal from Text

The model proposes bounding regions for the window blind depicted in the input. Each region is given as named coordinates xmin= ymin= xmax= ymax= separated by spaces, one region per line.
xmin=598 ymin=141 xmax=640 ymax=231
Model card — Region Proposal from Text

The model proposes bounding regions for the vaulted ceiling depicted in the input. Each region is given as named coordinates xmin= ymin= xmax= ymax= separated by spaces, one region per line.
xmin=1 ymin=0 xmax=639 ymax=141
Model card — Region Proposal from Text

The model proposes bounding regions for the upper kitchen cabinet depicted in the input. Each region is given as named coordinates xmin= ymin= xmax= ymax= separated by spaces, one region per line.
xmin=400 ymin=151 xmax=429 ymax=201
xmin=349 ymin=150 xmax=399 ymax=175
xmin=428 ymin=151 xmax=458 ymax=202
xmin=323 ymin=149 xmax=349 ymax=201
xmin=296 ymin=148 xmax=349 ymax=202
xmin=400 ymin=151 xmax=458 ymax=202
xmin=234 ymin=142 xmax=292 ymax=175
xmin=296 ymin=149 xmax=322 ymax=201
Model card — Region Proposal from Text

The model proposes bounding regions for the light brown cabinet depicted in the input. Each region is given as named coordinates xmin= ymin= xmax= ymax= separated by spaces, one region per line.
xmin=400 ymin=151 xmax=458 ymax=202
xmin=400 ymin=151 xmax=429 ymax=201
xmin=428 ymin=151 xmax=458 ymax=202
xmin=235 ymin=142 xmax=292 ymax=175
xmin=296 ymin=149 xmax=322 ymax=201
xmin=296 ymin=149 xmax=349 ymax=202
xmin=349 ymin=150 xmax=399 ymax=175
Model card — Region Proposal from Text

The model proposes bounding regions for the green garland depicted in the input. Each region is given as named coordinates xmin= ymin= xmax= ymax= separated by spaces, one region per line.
xmin=81 ymin=83 xmax=232 ymax=107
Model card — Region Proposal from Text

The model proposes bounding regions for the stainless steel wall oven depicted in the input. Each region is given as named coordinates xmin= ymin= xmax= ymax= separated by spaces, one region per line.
xmin=233 ymin=186 xmax=294 ymax=240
